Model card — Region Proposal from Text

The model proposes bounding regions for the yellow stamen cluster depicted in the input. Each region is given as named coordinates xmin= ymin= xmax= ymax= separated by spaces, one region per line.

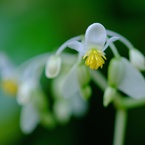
xmin=1 ymin=79 xmax=18 ymax=96
xmin=83 ymin=49 xmax=106 ymax=70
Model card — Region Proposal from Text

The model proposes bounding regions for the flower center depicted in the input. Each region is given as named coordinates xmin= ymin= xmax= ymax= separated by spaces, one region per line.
xmin=83 ymin=49 xmax=106 ymax=70
xmin=1 ymin=79 xmax=18 ymax=96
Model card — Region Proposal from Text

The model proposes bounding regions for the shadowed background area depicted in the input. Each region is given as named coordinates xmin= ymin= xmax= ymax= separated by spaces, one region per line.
xmin=0 ymin=0 xmax=145 ymax=145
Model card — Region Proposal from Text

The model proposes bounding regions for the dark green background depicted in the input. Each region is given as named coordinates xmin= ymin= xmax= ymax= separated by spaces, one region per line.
xmin=0 ymin=0 xmax=145 ymax=144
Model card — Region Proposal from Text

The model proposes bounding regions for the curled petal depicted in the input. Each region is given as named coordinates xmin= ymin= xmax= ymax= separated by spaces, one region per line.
xmin=67 ymin=41 xmax=85 ymax=55
xmin=85 ymin=23 xmax=107 ymax=50
xmin=103 ymin=36 xmax=119 ymax=51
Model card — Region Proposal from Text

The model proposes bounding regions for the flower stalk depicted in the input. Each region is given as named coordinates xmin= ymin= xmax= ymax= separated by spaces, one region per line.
xmin=113 ymin=109 xmax=127 ymax=145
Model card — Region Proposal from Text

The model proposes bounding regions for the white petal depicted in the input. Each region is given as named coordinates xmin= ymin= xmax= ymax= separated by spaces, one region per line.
xmin=56 ymin=35 xmax=83 ymax=55
xmin=20 ymin=103 xmax=40 ymax=134
xmin=45 ymin=55 xmax=61 ymax=78
xmin=85 ymin=23 xmax=107 ymax=50
xmin=103 ymin=36 xmax=119 ymax=51
xmin=17 ymin=80 xmax=36 ymax=105
xmin=118 ymin=58 xmax=145 ymax=99
xmin=0 ymin=52 xmax=16 ymax=77
xmin=67 ymin=41 xmax=85 ymax=55
xmin=62 ymin=64 xmax=79 ymax=98
xmin=53 ymin=100 xmax=72 ymax=123
xmin=70 ymin=91 xmax=88 ymax=117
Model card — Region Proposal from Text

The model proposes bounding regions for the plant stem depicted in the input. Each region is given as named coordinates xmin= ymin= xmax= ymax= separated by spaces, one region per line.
xmin=113 ymin=109 xmax=127 ymax=145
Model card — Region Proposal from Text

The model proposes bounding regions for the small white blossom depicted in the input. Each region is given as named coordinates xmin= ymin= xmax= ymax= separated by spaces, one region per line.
xmin=67 ymin=23 xmax=118 ymax=70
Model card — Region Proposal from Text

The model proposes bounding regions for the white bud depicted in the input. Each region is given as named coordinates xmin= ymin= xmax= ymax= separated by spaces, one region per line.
xmin=103 ymin=86 xmax=117 ymax=107
xmin=45 ymin=55 xmax=61 ymax=78
xmin=129 ymin=48 xmax=145 ymax=71
xmin=108 ymin=58 xmax=125 ymax=87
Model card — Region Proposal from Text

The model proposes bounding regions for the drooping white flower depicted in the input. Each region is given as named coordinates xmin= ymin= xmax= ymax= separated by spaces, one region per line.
xmin=67 ymin=23 xmax=118 ymax=70
xmin=51 ymin=57 xmax=89 ymax=123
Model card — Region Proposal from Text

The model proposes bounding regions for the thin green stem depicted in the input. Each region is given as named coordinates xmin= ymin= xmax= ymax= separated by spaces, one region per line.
xmin=107 ymin=30 xmax=134 ymax=50
xmin=114 ymin=94 xmax=145 ymax=109
xmin=113 ymin=109 xmax=127 ymax=145
xmin=109 ymin=43 xmax=121 ymax=58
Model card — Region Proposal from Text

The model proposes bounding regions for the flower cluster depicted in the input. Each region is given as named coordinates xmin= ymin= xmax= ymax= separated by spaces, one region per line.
xmin=0 ymin=22 xmax=145 ymax=134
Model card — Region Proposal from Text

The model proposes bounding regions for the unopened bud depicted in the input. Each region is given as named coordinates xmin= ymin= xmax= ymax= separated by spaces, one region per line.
xmin=108 ymin=58 xmax=125 ymax=87
xmin=103 ymin=86 xmax=117 ymax=107
xmin=45 ymin=55 xmax=61 ymax=78
xmin=80 ymin=85 xmax=92 ymax=100
xmin=129 ymin=48 xmax=145 ymax=71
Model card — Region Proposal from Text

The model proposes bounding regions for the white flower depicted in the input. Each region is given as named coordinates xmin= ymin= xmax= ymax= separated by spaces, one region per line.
xmin=67 ymin=23 xmax=118 ymax=70
xmin=129 ymin=48 xmax=145 ymax=71
xmin=51 ymin=60 xmax=89 ymax=122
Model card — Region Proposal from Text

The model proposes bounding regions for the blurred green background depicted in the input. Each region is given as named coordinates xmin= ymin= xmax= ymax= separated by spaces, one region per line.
xmin=0 ymin=0 xmax=145 ymax=145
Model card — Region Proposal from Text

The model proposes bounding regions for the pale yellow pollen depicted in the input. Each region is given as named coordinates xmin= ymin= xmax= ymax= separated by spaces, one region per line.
xmin=1 ymin=79 xmax=18 ymax=96
xmin=83 ymin=49 xmax=106 ymax=70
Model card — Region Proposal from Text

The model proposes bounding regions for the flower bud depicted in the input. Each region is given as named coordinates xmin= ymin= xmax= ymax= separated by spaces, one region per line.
xmin=80 ymin=85 xmax=92 ymax=100
xmin=108 ymin=58 xmax=125 ymax=87
xmin=103 ymin=86 xmax=117 ymax=107
xmin=45 ymin=55 xmax=61 ymax=78
xmin=129 ymin=48 xmax=145 ymax=71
